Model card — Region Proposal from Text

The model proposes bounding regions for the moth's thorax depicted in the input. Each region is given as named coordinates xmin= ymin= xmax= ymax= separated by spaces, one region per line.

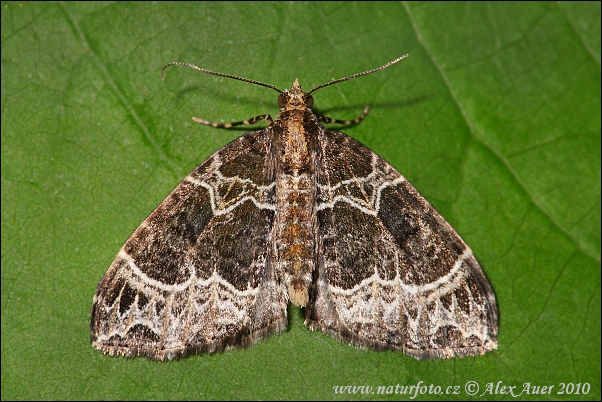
xmin=277 ymin=109 xmax=312 ymax=172
xmin=273 ymin=88 xmax=318 ymax=307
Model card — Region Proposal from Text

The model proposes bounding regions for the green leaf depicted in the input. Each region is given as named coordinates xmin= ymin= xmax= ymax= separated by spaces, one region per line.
xmin=2 ymin=2 xmax=599 ymax=400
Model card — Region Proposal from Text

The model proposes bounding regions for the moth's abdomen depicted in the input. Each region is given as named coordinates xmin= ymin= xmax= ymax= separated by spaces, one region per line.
xmin=275 ymin=173 xmax=316 ymax=307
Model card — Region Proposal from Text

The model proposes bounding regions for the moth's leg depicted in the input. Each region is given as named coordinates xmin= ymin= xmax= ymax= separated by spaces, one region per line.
xmin=192 ymin=114 xmax=273 ymax=128
xmin=316 ymin=106 xmax=370 ymax=126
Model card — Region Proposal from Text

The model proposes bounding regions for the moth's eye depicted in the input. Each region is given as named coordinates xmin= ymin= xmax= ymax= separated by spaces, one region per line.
xmin=278 ymin=94 xmax=286 ymax=107
xmin=304 ymin=95 xmax=314 ymax=108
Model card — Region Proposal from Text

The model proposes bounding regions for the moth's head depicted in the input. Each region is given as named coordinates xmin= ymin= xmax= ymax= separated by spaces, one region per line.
xmin=278 ymin=79 xmax=314 ymax=112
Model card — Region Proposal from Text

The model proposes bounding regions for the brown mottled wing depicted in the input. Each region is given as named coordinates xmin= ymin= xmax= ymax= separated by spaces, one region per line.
xmin=91 ymin=129 xmax=288 ymax=360
xmin=306 ymin=130 xmax=498 ymax=359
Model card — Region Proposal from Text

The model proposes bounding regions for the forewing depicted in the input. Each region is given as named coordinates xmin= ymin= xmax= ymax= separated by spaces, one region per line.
xmin=91 ymin=129 xmax=287 ymax=360
xmin=307 ymin=130 xmax=498 ymax=359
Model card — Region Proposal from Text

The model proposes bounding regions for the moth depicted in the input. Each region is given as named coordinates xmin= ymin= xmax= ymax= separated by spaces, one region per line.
xmin=91 ymin=55 xmax=498 ymax=360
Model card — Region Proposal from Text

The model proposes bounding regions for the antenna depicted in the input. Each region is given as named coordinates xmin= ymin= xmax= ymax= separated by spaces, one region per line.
xmin=161 ymin=55 xmax=409 ymax=95
xmin=307 ymin=54 xmax=409 ymax=95
xmin=161 ymin=62 xmax=284 ymax=93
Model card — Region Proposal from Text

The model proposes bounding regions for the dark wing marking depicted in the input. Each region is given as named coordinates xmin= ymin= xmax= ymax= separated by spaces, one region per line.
xmin=91 ymin=129 xmax=288 ymax=360
xmin=306 ymin=130 xmax=498 ymax=359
